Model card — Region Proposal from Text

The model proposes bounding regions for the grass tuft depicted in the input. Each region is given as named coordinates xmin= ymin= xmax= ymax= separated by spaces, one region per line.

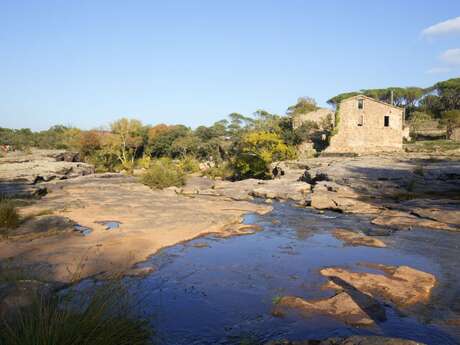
xmin=0 ymin=282 xmax=152 ymax=345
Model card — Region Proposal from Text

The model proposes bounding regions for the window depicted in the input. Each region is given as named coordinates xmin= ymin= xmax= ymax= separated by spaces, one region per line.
xmin=358 ymin=99 xmax=363 ymax=109
xmin=384 ymin=115 xmax=390 ymax=127
xmin=358 ymin=114 xmax=364 ymax=126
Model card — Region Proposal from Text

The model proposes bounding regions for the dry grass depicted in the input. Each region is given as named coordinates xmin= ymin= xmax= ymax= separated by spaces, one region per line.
xmin=0 ymin=281 xmax=152 ymax=345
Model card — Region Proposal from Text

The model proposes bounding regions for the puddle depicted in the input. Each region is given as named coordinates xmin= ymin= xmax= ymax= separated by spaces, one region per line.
xmin=74 ymin=224 xmax=92 ymax=236
xmin=95 ymin=220 xmax=122 ymax=230
xmin=79 ymin=202 xmax=460 ymax=344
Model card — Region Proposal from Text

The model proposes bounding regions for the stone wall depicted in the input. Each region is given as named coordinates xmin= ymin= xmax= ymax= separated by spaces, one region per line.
xmin=293 ymin=108 xmax=335 ymax=130
xmin=326 ymin=96 xmax=404 ymax=153
xmin=452 ymin=128 xmax=460 ymax=142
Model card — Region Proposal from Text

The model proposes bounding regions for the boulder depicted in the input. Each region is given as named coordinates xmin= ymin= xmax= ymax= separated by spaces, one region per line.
xmin=371 ymin=210 xmax=456 ymax=231
xmin=275 ymin=290 xmax=385 ymax=326
xmin=320 ymin=264 xmax=436 ymax=307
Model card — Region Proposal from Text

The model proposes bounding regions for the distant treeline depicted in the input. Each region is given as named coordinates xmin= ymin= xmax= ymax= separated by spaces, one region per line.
xmin=1 ymin=77 xmax=459 ymax=180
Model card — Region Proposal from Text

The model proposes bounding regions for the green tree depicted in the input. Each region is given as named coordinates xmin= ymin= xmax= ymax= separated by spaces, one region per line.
xmin=232 ymin=131 xmax=296 ymax=179
xmin=106 ymin=118 xmax=145 ymax=172
xmin=286 ymin=97 xmax=318 ymax=116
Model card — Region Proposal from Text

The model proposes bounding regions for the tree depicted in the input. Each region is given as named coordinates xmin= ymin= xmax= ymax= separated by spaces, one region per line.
xmin=150 ymin=125 xmax=190 ymax=157
xmin=286 ymin=97 xmax=318 ymax=116
xmin=232 ymin=131 xmax=296 ymax=179
xmin=294 ymin=120 xmax=320 ymax=144
xmin=107 ymin=118 xmax=145 ymax=172
xmin=440 ymin=110 xmax=460 ymax=139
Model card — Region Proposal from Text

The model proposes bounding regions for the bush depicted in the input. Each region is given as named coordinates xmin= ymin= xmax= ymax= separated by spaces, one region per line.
xmin=0 ymin=198 xmax=20 ymax=234
xmin=202 ymin=162 xmax=233 ymax=180
xmin=177 ymin=156 xmax=200 ymax=174
xmin=0 ymin=283 xmax=152 ymax=345
xmin=141 ymin=159 xmax=186 ymax=189
xmin=232 ymin=131 xmax=297 ymax=179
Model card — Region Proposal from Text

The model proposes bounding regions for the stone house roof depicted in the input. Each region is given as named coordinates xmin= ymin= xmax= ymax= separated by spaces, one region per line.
xmin=340 ymin=94 xmax=403 ymax=111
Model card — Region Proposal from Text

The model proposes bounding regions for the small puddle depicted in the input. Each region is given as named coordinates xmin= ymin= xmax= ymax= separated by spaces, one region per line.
xmin=95 ymin=220 xmax=122 ymax=230
xmin=74 ymin=224 xmax=92 ymax=236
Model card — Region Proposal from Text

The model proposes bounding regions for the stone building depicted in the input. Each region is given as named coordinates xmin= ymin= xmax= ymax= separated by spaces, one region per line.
xmin=325 ymin=95 xmax=404 ymax=153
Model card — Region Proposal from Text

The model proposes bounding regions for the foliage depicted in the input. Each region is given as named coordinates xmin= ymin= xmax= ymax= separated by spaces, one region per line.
xmin=141 ymin=159 xmax=186 ymax=189
xmin=286 ymin=97 xmax=318 ymax=116
xmin=150 ymin=125 xmax=190 ymax=158
xmin=78 ymin=130 xmax=102 ymax=158
xmin=0 ymin=283 xmax=151 ymax=345
xmin=107 ymin=118 xmax=146 ymax=173
xmin=409 ymin=111 xmax=433 ymax=133
xmin=293 ymin=120 xmax=319 ymax=144
xmin=327 ymin=92 xmax=361 ymax=107
xmin=440 ymin=110 xmax=460 ymax=139
xmin=86 ymin=149 xmax=119 ymax=173
xmin=0 ymin=198 xmax=20 ymax=234
xmin=202 ymin=162 xmax=233 ymax=180
xmin=232 ymin=131 xmax=296 ymax=179
xmin=177 ymin=156 xmax=200 ymax=174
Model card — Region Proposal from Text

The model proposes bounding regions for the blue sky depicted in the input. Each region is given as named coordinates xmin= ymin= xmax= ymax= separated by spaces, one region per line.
xmin=1 ymin=0 xmax=459 ymax=130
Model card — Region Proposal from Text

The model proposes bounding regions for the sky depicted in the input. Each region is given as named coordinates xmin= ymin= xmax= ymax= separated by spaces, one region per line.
xmin=1 ymin=0 xmax=460 ymax=131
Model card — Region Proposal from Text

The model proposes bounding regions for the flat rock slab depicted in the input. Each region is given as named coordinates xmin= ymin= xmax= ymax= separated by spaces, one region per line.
xmin=320 ymin=264 xmax=436 ymax=307
xmin=276 ymin=290 xmax=385 ymax=326
xmin=372 ymin=210 xmax=457 ymax=231
xmin=265 ymin=336 xmax=426 ymax=345
xmin=0 ymin=174 xmax=271 ymax=283
xmin=0 ymin=149 xmax=94 ymax=197
xmin=333 ymin=228 xmax=386 ymax=248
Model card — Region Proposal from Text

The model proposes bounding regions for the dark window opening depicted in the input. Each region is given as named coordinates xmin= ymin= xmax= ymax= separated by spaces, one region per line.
xmin=384 ymin=115 xmax=390 ymax=127
xmin=358 ymin=99 xmax=363 ymax=109
xmin=358 ymin=114 xmax=364 ymax=126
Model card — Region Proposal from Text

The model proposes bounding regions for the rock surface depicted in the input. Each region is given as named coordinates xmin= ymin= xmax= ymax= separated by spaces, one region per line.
xmin=0 ymin=174 xmax=271 ymax=283
xmin=371 ymin=210 xmax=457 ymax=231
xmin=0 ymin=149 xmax=94 ymax=197
xmin=320 ymin=264 xmax=436 ymax=307
xmin=333 ymin=228 xmax=386 ymax=248
xmin=265 ymin=336 xmax=426 ymax=345
xmin=276 ymin=291 xmax=385 ymax=326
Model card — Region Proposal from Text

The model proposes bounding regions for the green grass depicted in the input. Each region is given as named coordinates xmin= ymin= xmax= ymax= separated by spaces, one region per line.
xmin=140 ymin=159 xmax=186 ymax=189
xmin=0 ymin=282 xmax=152 ymax=345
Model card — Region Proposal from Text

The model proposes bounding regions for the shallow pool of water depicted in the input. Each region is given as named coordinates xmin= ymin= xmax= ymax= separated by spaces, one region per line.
xmin=122 ymin=202 xmax=460 ymax=344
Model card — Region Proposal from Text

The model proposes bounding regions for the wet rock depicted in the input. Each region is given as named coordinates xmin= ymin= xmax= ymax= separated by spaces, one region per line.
xmin=124 ymin=266 xmax=155 ymax=277
xmin=320 ymin=264 xmax=436 ymax=307
xmin=217 ymin=224 xmax=263 ymax=237
xmin=395 ymin=199 xmax=460 ymax=228
xmin=371 ymin=210 xmax=456 ymax=231
xmin=265 ymin=336 xmax=426 ymax=345
xmin=0 ymin=174 xmax=271 ymax=283
xmin=310 ymin=190 xmax=380 ymax=214
xmin=275 ymin=290 xmax=385 ymax=326
xmin=333 ymin=228 xmax=386 ymax=248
